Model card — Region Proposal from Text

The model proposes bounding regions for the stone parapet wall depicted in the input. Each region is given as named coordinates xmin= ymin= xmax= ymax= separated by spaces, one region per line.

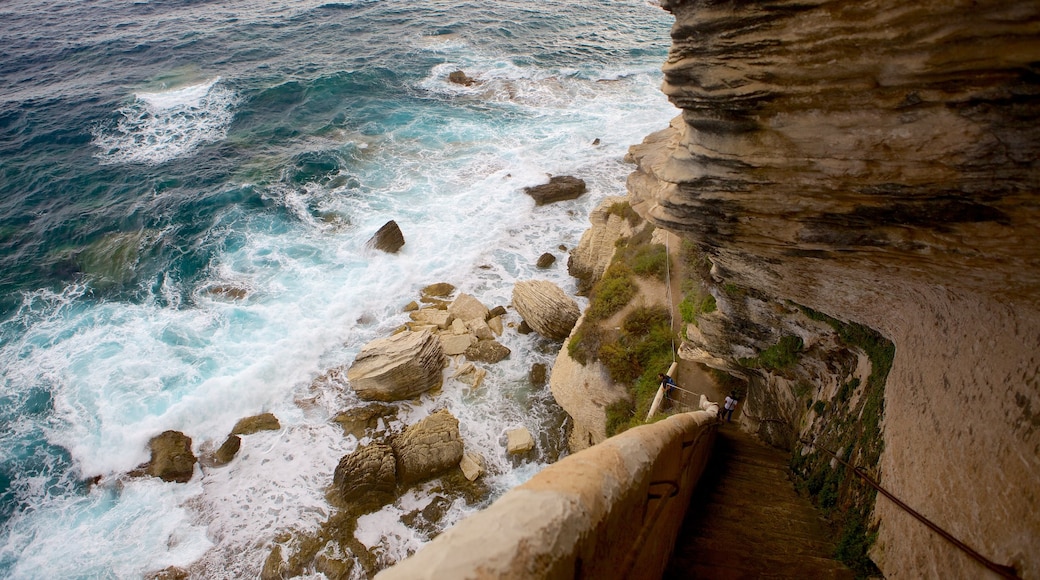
xmin=376 ymin=406 xmax=719 ymax=579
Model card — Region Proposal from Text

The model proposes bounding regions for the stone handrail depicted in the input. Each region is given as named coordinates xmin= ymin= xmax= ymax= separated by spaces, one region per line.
xmin=376 ymin=401 xmax=720 ymax=579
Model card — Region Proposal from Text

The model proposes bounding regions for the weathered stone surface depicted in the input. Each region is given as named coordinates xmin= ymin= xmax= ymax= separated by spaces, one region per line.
xmin=213 ymin=435 xmax=241 ymax=465
xmin=464 ymin=340 xmax=511 ymax=364
xmin=421 ymin=282 xmax=456 ymax=302
xmin=147 ymin=566 xmax=189 ymax=580
xmin=487 ymin=315 xmax=503 ymax=336
xmin=403 ymin=300 xmax=419 ymax=312
xmin=511 ymin=280 xmax=580 ymax=341
xmin=529 ymin=363 xmax=547 ymax=388
xmin=452 ymin=362 xmax=487 ymax=389
xmin=145 ymin=431 xmax=196 ymax=483
xmin=523 ymin=176 xmax=587 ymax=206
xmin=332 ymin=403 xmax=396 ymax=439
xmin=347 ymin=330 xmax=446 ymax=402
xmin=567 ymin=196 xmax=638 ymax=294
xmin=448 ymin=293 xmax=489 ymax=324
xmin=627 ymin=2 xmax=1040 ymax=578
xmin=440 ymin=333 xmax=476 ymax=356
xmin=331 ymin=442 xmax=397 ymax=508
xmin=505 ymin=427 xmax=535 ymax=455
xmin=536 ymin=253 xmax=556 ymax=268
xmin=459 ymin=451 xmax=486 ymax=482
xmin=465 ymin=317 xmax=494 ymax=340
xmin=410 ymin=308 xmax=452 ymax=330
xmin=450 ymin=318 xmax=468 ymax=335
xmin=392 ymin=410 xmax=464 ymax=485
xmin=517 ymin=320 xmax=533 ymax=335
xmin=366 ymin=220 xmax=405 ymax=253
xmin=231 ymin=412 xmax=281 ymax=435
xmin=447 ymin=70 xmax=476 ymax=86
xmin=487 ymin=305 xmax=507 ymax=319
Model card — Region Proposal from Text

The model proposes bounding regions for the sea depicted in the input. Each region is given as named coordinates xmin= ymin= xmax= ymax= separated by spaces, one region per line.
xmin=0 ymin=1 xmax=677 ymax=577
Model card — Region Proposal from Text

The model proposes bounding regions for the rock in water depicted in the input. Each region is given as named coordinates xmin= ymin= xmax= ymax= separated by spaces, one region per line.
xmin=367 ymin=220 xmax=405 ymax=253
xmin=331 ymin=443 xmax=397 ymax=508
xmin=505 ymin=427 xmax=535 ymax=454
xmin=523 ymin=176 xmax=587 ymax=205
xmin=459 ymin=451 xmax=486 ymax=482
xmin=347 ymin=330 xmax=446 ymax=401
xmin=392 ymin=410 xmax=464 ymax=485
xmin=231 ymin=412 xmax=281 ymax=435
xmin=511 ymin=280 xmax=580 ymax=340
xmin=145 ymin=431 xmax=196 ymax=483
xmin=332 ymin=403 xmax=397 ymax=439
xmin=447 ymin=293 xmax=489 ymax=323
xmin=447 ymin=70 xmax=476 ymax=86
xmin=536 ymin=253 xmax=556 ymax=268
xmin=213 ymin=435 xmax=241 ymax=465
xmin=464 ymin=339 xmax=511 ymax=363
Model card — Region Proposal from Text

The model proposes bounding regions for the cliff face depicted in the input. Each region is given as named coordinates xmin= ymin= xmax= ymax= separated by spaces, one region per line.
xmin=628 ymin=1 xmax=1040 ymax=578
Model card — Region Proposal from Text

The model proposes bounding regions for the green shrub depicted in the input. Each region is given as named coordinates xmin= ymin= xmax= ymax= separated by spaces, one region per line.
xmin=587 ymin=262 xmax=637 ymax=320
xmin=743 ymin=335 xmax=803 ymax=371
xmin=627 ymin=243 xmax=669 ymax=280
xmin=605 ymin=399 xmax=636 ymax=436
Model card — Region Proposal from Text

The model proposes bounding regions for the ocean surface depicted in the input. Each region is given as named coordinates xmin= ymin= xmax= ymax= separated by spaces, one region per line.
xmin=0 ymin=0 xmax=677 ymax=577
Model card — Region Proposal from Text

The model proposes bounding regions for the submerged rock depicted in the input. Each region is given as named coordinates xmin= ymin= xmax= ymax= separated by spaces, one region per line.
xmin=447 ymin=70 xmax=477 ymax=86
xmin=347 ymin=330 xmax=446 ymax=401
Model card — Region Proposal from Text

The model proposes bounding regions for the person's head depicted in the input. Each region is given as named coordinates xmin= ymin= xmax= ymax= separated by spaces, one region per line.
xmin=730 ymin=391 xmax=737 ymax=397
xmin=658 ymin=373 xmax=665 ymax=380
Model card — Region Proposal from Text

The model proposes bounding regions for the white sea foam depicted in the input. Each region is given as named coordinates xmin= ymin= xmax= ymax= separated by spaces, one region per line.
xmin=91 ymin=78 xmax=236 ymax=165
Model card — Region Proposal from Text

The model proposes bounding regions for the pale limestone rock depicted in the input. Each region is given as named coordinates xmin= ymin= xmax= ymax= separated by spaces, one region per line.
xmin=448 ymin=293 xmax=489 ymax=323
xmin=567 ymin=196 xmax=634 ymax=293
xmin=459 ymin=451 xmax=486 ymax=481
xmin=505 ymin=427 xmax=535 ymax=454
xmin=405 ymin=322 xmax=438 ymax=334
xmin=452 ymin=362 xmax=487 ymax=389
xmin=347 ymin=330 xmax=446 ymax=402
xmin=465 ymin=317 xmax=494 ymax=340
xmin=421 ymin=282 xmax=456 ymax=302
xmin=548 ymin=311 xmax=631 ymax=452
xmin=332 ymin=403 xmax=396 ymax=439
xmin=440 ymin=334 xmax=475 ymax=356
xmin=450 ymin=318 xmax=468 ymax=335
xmin=392 ymin=409 xmax=464 ymax=485
xmin=487 ymin=315 xmax=503 ymax=336
xmin=511 ymin=280 xmax=579 ymax=341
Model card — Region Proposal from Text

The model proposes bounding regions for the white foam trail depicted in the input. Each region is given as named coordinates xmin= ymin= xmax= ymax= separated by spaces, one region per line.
xmin=92 ymin=78 xmax=236 ymax=165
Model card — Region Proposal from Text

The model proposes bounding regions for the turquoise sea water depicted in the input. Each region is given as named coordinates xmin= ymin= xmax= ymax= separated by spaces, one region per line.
xmin=0 ymin=1 xmax=677 ymax=576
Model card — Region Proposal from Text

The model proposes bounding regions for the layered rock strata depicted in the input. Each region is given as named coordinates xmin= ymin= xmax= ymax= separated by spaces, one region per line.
xmin=511 ymin=280 xmax=580 ymax=340
xmin=347 ymin=330 xmax=446 ymax=402
xmin=629 ymin=1 xmax=1040 ymax=578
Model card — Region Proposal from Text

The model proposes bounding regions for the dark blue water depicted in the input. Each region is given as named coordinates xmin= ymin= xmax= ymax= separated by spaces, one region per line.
xmin=0 ymin=1 xmax=676 ymax=576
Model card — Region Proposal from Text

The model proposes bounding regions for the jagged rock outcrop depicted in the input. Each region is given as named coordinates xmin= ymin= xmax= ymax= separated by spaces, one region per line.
xmin=567 ymin=196 xmax=639 ymax=293
xmin=629 ymin=1 xmax=1040 ymax=578
xmin=392 ymin=410 xmax=464 ymax=485
xmin=463 ymin=339 xmax=510 ymax=363
xmin=331 ymin=443 xmax=397 ymax=508
xmin=459 ymin=451 xmax=486 ymax=482
xmin=367 ymin=220 xmax=405 ymax=253
xmin=523 ymin=176 xmax=587 ymax=205
xmin=332 ymin=403 xmax=396 ymax=439
xmin=511 ymin=280 xmax=580 ymax=341
xmin=213 ymin=435 xmax=241 ymax=465
xmin=144 ymin=430 xmax=196 ymax=483
xmin=347 ymin=330 xmax=446 ymax=401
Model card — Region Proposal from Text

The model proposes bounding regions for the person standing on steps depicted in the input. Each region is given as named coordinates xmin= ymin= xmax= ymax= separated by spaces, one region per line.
xmin=720 ymin=391 xmax=739 ymax=422
xmin=658 ymin=372 xmax=677 ymax=399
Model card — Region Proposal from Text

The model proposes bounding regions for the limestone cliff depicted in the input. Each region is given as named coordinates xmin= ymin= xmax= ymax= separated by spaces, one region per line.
xmin=628 ymin=1 xmax=1040 ymax=578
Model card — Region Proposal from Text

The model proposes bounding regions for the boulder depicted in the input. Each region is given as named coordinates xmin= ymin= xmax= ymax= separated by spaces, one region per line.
xmin=448 ymin=293 xmax=489 ymax=323
xmin=511 ymin=280 xmax=580 ymax=340
xmin=440 ymin=333 xmax=476 ymax=356
xmin=410 ymin=307 xmax=453 ymax=329
xmin=403 ymin=300 xmax=419 ymax=312
xmin=450 ymin=318 xmax=469 ymax=335
xmin=332 ymin=403 xmax=397 ymax=439
xmin=487 ymin=315 xmax=504 ymax=336
xmin=145 ymin=431 xmax=196 ymax=483
xmin=367 ymin=220 xmax=405 ymax=253
xmin=447 ymin=70 xmax=477 ymax=86
xmin=465 ymin=317 xmax=495 ymax=340
xmin=331 ymin=443 xmax=398 ymax=508
xmin=459 ymin=451 xmax=486 ymax=482
xmin=505 ymin=427 xmax=535 ymax=455
xmin=523 ymin=176 xmax=587 ymax=206
xmin=231 ymin=412 xmax=281 ymax=435
xmin=392 ymin=410 xmax=464 ymax=485
xmin=347 ymin=330 xmax=446 ymax=401
xmin=529 ymin=363 xmax=548 ymax=387
xmin=464 ymin=340 xmax=511 ymax=363
xmin=452 ymin=362 xmax=487 ymax=389
xmin=517 ymin=320 xmax=533 ymax=335
xmin=213 ymin=435 xmax=241 ymax=465
xmin=421 ymin=282 xmax=456 ymax=302
xmin=536 ymin=253 xmax=556 ymax=268
xmin=488 ymin=305 xmax=507 ymax=319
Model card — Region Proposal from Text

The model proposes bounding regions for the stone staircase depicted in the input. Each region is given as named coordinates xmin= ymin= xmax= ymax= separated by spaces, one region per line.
xmin=664 ymin=427 xmax=855 ymax=579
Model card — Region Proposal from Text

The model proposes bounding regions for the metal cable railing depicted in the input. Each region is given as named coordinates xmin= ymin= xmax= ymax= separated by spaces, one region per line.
xmin=800 ymin=437 xmax=1020 ymax=579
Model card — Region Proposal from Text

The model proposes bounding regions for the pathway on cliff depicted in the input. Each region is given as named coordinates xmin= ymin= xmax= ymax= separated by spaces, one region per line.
xmin=664 ymin=427 xmax=854 ymax=579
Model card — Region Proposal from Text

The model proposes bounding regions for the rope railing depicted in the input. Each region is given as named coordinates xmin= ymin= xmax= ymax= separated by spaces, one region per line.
xmin=800 ymin=437 xmax=1020 ymax=580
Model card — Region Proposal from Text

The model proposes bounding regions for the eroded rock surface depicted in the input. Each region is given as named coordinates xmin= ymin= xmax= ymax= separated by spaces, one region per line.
xmin=231 ymin=413 xmax=281 ymax=435
xmin=145 ymin=430 xmax=196 ymax=483
xmin=367 ymin=220 xmax=405 ymax=253
xmin=392 ymin=409 xmax=464 ymax=485
xmin=523 ymin=176 xmax=587 ymax=205
xmin=331 ymin=443 xmax=397 ymax=508
xmin=347 ymin=330 xmax=446 ymax=401
xmin=511 ymin=280 xmax=580 ymax=341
